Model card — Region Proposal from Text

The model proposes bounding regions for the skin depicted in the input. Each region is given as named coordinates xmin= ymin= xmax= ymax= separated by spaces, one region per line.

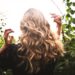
xmin=50 ymin=14 xmax=62 ymax=40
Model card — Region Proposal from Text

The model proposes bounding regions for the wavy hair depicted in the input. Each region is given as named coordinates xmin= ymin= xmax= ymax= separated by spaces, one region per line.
xmin=17 ymin=8 xmax=64 ymax=73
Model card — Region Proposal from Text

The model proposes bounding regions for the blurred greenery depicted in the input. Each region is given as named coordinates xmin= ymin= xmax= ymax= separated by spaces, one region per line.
xmin=0 ymin=15 xmax=6 ymax=48
xmin=0 ymin=14 xmax=14 ymax=75
xmin=0 ymin=0 xmax=75 ymax=75
xmin=54 ymin=0 xmax=75 ymax=75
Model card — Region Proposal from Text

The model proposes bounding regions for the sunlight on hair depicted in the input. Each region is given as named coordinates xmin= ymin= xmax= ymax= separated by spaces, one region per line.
xmin=0 ymin=0 xmax=65 ymax=40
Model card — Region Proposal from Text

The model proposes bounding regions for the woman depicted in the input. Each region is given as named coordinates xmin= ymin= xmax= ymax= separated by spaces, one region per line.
xmin=0 ymin=8 xmax=64 ymax=75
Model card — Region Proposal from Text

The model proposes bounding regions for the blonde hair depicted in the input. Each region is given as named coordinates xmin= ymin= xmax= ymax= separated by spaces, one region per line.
xmin=18 ymin=8 xmax=64 ymax=73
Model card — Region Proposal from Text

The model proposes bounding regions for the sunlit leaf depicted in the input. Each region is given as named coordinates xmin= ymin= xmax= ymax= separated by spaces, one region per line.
xmin=66 ymin=14 xmax=71 ymax=18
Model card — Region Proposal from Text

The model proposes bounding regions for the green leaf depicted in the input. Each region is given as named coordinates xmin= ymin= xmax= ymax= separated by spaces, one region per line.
xmin=72 ymin=18 xmax=75 ymax=24
xmin=66 ymin=0 xmax=70 ymax=2
xmin=66 ymin=24 xmax=71 ymax=29
xmin=71 ymin=27 xmax=75 ymax=30
xmin=66 ymin=14 xmax=71 ymax=17
xmin=0 ymin=27 xmax=2 ymax=30
xmin=0 ymin=30 xmax=3 ymax=33
xmin=70 ymin=9 xmax=75 ymax=14
xmin=63 ymin=24 xmax=67 ymax=29
xmin=67 ymin=2 xmax=72 ymax=6
xmin=72 ymin=2 xmax=75 ymax=6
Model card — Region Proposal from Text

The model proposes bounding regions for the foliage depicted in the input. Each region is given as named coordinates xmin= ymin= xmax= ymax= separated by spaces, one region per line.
xmin=54 ymin=0 xmax=75 ymax=75
xmin=0 ymin=15 xmax=6 ymax=48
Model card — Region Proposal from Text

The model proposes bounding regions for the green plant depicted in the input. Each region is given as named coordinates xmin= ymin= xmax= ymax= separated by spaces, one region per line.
xmin=54 ymin=0 xmax=75 ymax=75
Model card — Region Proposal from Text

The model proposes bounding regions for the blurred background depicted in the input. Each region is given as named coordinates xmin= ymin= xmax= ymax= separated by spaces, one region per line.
xmin=0 ymin=0 xmax=75 ymax=75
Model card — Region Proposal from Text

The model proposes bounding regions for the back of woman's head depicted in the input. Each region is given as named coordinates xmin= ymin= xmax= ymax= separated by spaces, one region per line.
xmin=20 ymin=8 xmax=50 ymax=41
xmin=18 ymin=8 xmax=64 ymax=73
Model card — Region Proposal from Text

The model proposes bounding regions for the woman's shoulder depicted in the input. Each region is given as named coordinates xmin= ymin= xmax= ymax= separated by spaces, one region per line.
xmin=4 ymin=44 xmax=20 ymax=55
xmin=6 ymin=43 xmax=21 ymax=50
